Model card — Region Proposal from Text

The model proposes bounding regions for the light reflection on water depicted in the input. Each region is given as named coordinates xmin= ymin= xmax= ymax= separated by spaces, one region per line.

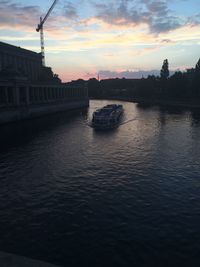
xmin=0 ymin=100 xmax=200 ymax=267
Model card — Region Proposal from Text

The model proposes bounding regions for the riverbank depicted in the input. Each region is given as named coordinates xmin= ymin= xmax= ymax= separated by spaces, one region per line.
xmin=0 ymin=251 xmax=60 ymax=267
xmin=133 ymin=97 xmax=200 ymax=109
xmin=0 ymin=98 xmax=89 ymax=125
xmin=90 ymin=96 xmax=200 ymax=109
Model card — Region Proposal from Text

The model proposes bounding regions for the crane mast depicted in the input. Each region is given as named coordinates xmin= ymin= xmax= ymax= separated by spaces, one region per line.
xmin=36 ymin=0 xmax=58 ymax=66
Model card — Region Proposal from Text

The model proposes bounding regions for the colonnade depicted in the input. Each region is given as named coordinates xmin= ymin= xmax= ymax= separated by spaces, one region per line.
xmin=0 ymin=84 xmax=88 ymax=107
xmin=29 ymin=85 xmax=87 ymax=104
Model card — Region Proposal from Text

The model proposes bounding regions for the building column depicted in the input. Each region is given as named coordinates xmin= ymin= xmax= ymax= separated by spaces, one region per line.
xmin=47 ymin=87 xmax=50 ymax=101
xmin=14 ymin=86 xmax=20 ymax=106
xmin=26 ymin=86 xmax=30 ymax=105
xmin=44 ymin=87 xmax=47 ymax=102
xmin=5 ymin=87 xmax=9 ymax=104
xmin=35 ymin=87 xmax=38 ymax=103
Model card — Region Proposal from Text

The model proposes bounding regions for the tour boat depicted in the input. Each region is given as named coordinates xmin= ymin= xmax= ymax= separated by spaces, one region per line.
xmin=92 ymin=104 xmax=123 ymax=130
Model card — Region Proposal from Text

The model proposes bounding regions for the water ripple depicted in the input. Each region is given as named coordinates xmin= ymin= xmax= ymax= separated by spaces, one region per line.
xmin=0 ymin=100 xmax=200 ymax=266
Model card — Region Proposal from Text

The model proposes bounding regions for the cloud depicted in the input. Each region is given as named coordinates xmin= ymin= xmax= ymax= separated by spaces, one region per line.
xmin=93 ymin=0 xmax=184 ymax=33
xmin=0 ymin=0 xmax=40 ymax=29
xmin=0 ymin=0 xmax=79 ymax=32
xmin=95 ymin=1 xmax=146 ymax=26
xmin=187 ymin=13 xmax=200 ymax=26
xmin=150 ymin=17 xmax=181 ymax=33
xmin=98 ymin=69 xmax=161 ymax=79
xmin=0 ymin=0 xmax=194 ymax=37
xmin=63 ymin=2 xmax=78 ymax=20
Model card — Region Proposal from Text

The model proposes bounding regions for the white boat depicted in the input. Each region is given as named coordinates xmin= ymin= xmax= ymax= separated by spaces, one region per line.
xmin=92 ymin=104 xmax=123 ymax=130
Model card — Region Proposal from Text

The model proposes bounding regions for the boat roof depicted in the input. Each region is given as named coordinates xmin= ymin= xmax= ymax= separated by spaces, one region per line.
xmin=94 ymin=104 xmax=122 ymax=116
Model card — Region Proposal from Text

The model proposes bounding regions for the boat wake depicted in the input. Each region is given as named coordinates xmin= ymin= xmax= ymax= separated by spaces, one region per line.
xmin=119 ymin=117 xmax=138 ymax=125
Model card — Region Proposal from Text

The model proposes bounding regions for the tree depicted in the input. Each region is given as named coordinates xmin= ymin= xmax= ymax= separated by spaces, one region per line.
xmin=195 ymin=58 xmax=200 ymax=72
xmin=160 ymin=59 xmax=169 ymax=79
xmin=38 ymin=66 xmax=61 ymax=84
xmin=168 ymin=71 xmax=188 ymax=97
xmin=88 ymin=78 xmax=100 ymax=98
xmin=192 ymin=58 xmax=200 ymax=97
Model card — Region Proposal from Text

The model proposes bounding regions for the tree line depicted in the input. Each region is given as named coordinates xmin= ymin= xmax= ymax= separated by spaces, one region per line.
xmin=66 ymin=58 xmax=200 ymax=101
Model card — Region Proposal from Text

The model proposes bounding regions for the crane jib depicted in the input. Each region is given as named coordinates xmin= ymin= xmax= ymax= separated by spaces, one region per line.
xmin=36 ymin=0 xmax=58 ymax=30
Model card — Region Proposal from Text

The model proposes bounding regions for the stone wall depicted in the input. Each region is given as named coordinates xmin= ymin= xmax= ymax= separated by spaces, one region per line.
xmin=0 ymin=99 xmax=89 ymax=125
xmin=0 ymin=251 xmax=60 ymax=267
xmin=0 ymin=81 xmax=89 ymax=125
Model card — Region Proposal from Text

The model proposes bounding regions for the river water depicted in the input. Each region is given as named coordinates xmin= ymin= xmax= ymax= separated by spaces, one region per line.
xmin=0 ymin=100 xmax=200 ymax=267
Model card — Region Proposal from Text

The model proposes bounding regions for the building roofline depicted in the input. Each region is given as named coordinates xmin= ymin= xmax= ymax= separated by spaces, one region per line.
xmin=0 ymin=41 xmax=41 ymax=57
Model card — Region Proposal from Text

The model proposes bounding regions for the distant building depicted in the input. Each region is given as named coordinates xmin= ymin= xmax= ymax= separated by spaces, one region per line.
xmin=0 ymin=41 xmax=43 ymax=82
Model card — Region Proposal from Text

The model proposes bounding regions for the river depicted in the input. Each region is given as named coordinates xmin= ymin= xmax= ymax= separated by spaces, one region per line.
xmin=0 ymin=100 xmax=200 ymax=267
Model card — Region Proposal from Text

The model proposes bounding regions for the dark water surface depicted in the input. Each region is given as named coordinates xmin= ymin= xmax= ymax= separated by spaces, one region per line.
xmin=0 ymin=100 xmax=200 ymax=267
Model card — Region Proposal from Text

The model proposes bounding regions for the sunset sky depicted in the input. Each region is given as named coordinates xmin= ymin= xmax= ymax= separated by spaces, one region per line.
xmin=0 ymin=0 xmax=200 ymax=81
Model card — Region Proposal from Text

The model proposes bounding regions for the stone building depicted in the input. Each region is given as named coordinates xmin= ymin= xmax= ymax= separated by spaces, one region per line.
xmin=0 ymin=42 xmax=89 ymax=119
xmin=0 ymin=41 xmax=43 ymax=82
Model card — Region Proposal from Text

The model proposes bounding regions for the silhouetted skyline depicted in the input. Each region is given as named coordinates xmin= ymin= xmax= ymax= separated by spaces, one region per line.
xmin=0 ymin=0 xmax=199 ymax=81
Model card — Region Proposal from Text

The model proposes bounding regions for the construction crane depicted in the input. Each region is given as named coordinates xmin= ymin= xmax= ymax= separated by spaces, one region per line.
xmin=36 ymin=0 xmax=58 ymax=66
